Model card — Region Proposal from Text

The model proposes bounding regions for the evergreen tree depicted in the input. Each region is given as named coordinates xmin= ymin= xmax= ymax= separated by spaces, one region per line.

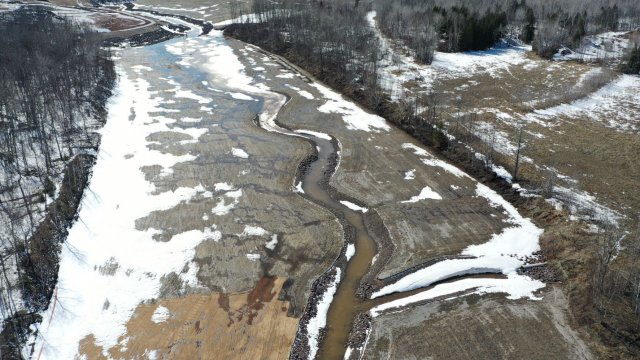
xmin=622 ymin=45 xmax=640 ymax=74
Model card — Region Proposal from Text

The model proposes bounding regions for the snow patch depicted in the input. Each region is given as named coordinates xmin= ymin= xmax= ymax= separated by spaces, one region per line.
xmin=285 ymin=84 xmax=314 ymax=99
xmin=242 ymin=225 xmax=268 ymax=237
xmin=404 ymin=169 xmax=416 ymax=180
xmin=370 ymin=273 xmax=544 ymax=317
xmin=340 ymin=200 xmax=368 ymax=213
xmin=402 ymin=186 xmax=442 ymax=203
xmin=266 ymin=234 xmax=278 ymax=250
xmin=231 ymin=147 xmax=249 ymax=159
xmin=345 ymin=244 xmax=356 ymax=262
xmin=246 ymin=253 xmax=260 ymax=261
xmin=151 ymin=306 xmax=172 ymax=323
xmin=311 ymin=83 xmax=390 ymax=132
xmin=372 ymin=183 xmax=543 ymax=300
xmin=402 ymin=143 xmax=471 ymax=179
xmin=306 ymin=268 xmax=341 ymax=360
xmin=294 ymin=129 xmax=332 ymax=140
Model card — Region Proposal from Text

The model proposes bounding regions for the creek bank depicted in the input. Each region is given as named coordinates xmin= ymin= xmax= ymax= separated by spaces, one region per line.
xmin=251 ymin=85 xmax=385 ymax=358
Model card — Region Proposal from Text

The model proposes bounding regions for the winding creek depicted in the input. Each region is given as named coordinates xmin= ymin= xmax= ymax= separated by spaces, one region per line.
xmin=134 ymin=10 xmax=385 ymax=359
xmin=117 ymin=8 xmax=387 ymax=359
xmin=30 ymin=4 xmax=549 ymax=359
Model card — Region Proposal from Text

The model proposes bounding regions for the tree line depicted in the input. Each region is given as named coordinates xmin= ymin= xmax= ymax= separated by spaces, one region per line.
xmin=228 ymin=0 xmax=382 ymax=96
xmin=373 ymin=0 xmax=640 ymax=61
xmin=0 ymin=8 xmax=115 ymax=356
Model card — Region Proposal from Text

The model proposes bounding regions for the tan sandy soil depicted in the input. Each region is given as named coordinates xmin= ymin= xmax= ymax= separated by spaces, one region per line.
xmin=79 ymin=277 xmax=297 ymax=359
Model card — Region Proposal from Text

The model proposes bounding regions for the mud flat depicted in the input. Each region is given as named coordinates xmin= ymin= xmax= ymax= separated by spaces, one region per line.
xmin=361 ymin=286 xmax=593 ymax=360
xmin=32 ymin=16 xmax=343 ymax=359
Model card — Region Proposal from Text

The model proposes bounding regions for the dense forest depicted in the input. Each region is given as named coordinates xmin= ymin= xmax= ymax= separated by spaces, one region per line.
xmin=0 ymin=8 xmax=115 ymax=356
xmin=373 ymin=0 xmax=640 ymax=61
xmin=226 ymin=0 xmax=640 ymax=356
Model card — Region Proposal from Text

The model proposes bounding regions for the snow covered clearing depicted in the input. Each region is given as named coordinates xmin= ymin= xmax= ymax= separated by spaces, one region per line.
xmin=366 ymin=10 xmax=538 ymax=101
xmin=401 ymin=186 xmax=442 ymax=203
xmin=306 ymin=268 xmax=341 ymax=360
xmin=372 ymin=182 xmax=543 ymax=301
xmin=524 ymin=74 xmax=640 ymax=132
xmin=340 ymin=200 xmax=368 ymax=213
xmin=431 ymin=44 xmax=534 ymax=80
xmin=33 ymin=68 xmax=211 ymax=359
xmin=554 ymin=31 xmax=634 ymax=64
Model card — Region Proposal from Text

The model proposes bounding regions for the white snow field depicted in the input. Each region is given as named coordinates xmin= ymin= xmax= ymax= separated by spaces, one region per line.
xmin=33 ymin=68 xmax=212 ymax=359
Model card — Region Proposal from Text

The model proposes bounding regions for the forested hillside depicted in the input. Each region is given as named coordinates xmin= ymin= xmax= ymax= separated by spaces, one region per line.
xmin=0 ymin=8 xmax=115 ymax=356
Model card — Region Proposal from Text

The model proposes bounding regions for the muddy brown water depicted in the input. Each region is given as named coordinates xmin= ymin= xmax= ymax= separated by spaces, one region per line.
xmin=295 ymin=137 xmax=377 ymax=360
